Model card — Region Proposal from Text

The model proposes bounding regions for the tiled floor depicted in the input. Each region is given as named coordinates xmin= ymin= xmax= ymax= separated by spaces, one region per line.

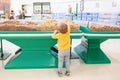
xmin=0 ymin=39 xmax=120 ymax=80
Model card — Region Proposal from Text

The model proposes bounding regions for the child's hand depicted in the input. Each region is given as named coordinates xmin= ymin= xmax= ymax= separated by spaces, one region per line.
xmin=54 ymin=30 xmax=59 ymax=34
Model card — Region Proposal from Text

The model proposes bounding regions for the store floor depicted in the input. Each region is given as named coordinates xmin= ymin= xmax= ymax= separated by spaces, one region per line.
xmin=0 ymin=39 xmax=120 ymax=80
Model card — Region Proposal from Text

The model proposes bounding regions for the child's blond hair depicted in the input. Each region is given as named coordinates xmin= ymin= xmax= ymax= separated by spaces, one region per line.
xmin=58 ymin=22 xmax=68 ymax=34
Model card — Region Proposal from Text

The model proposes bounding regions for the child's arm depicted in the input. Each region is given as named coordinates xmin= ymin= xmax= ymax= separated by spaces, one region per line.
xmin=67 ymin=24 xmax=71 ymax=32
xmin=52 ymin=30 xmax=59 ymax=38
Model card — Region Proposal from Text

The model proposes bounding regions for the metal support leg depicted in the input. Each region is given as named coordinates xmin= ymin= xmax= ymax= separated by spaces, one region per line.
xmin=0 ymin=39 xmax=4 ymax=67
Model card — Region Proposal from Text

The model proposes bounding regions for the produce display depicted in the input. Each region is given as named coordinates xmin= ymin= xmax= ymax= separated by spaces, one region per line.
xmin=0 ymin=20 xmax=79 ymax=31
xmin=89 ymin=23 xmax=120 ymax=31
xmin=0 ymin=20 xmax=38 ymax=31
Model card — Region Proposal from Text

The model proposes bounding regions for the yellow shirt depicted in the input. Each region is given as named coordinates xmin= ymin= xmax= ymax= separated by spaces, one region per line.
xmin=53 ymin=27 xmax=70 ymax=50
